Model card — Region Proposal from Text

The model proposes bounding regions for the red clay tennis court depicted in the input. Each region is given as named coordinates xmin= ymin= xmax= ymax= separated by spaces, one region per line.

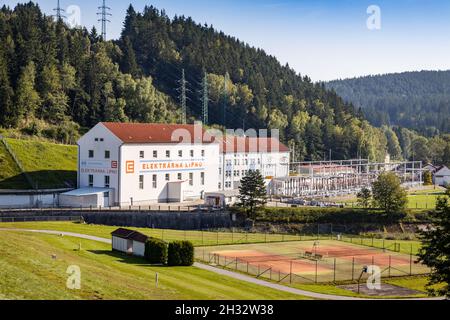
xmin=196 ymin=240 xmax=430 ymax=283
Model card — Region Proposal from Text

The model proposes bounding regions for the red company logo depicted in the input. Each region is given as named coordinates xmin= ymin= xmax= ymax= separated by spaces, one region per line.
xmin=126 ymin=161 xmax=135 ymax=174
xmin=111 ymin=161 xmax=118 ymax=169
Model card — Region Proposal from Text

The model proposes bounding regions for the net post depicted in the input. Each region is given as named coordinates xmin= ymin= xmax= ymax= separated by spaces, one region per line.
xmin=333 ymin=258 xmax=336 ymax=283
xmin=315 ymin=260 xmax=318 ymax=283
xmin=389 ymin=255 xmax=391 ymax=277
xmin=351 ymin=257 xmax=355 ymax=281
xmin=410 ymin=244 xmax=413 ymax=276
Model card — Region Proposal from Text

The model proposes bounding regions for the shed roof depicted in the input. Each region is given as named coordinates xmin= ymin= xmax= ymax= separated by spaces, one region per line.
xmin=111 ymin=228 xmax=149 ymax=243
xmin=61 ymin=188 xmax=111 ymax=197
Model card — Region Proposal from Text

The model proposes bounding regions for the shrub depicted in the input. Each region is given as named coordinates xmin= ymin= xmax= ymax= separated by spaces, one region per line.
xmin=168 ymin=241 xmax=194 ymax=266
xmin=144 ymin=238 xmax=168 ymax=265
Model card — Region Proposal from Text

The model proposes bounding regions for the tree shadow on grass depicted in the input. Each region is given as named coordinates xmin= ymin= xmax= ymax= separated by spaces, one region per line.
xmin=88 ymin=250 xmax=168 ymax=268
xmin=0 ymin=170 xmax=76 ymax=190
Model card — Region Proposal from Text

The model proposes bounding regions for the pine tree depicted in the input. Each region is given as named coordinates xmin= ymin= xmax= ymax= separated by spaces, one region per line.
xmin=0 ymin=47 xmax=14 ymax=126
xmin=15 ymin=61 xmax=41 ymax=122
xmin=121 ymin=36 xmax=139 ymax=77
xmin=238 ymin=170 xmax=267 ymax=220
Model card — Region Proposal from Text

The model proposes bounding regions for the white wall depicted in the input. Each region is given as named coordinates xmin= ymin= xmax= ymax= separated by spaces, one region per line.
xmin=78 ymin=123 xmax=122 ymax=204
xmin=112 ymin=236 xmax=128 ymax=253
xmin=119 ymin=143 xmax=219 ymax=205
xmin=132 ymin=241 xmax=146 ymax=257
xmin=0 ymin=193 xmax=59 ymax=209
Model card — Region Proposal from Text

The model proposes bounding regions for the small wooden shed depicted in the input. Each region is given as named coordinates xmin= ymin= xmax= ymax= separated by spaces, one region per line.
xmin=111 ymin=228 xmax=148 ymax=257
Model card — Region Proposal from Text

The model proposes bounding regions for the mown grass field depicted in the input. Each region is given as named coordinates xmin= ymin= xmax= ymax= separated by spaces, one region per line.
xmin=0 ymin=142 xmax=28 ymax=189
xmin=335 ymin=186 xmax=446 ymax=210
xmin=0 ymin=231 xmax=307 ymax=300
xmin=0 ymin=221 xmax=422 ymax=253
xmin=0 ymin=138 xmax=77 ymax=189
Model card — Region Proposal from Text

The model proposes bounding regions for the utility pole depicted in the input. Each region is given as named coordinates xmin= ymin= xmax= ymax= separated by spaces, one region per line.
xmin=53 ymin=0 xmax=66 ymax=21
xmin=97 ymin=0 xmax=111 ymax=41
xmin=223 ymin=72 xmax=229 ymax=127
xmin=180 ymin=69 xmax=187 ymax=124
xmin=201 ymin=71 xmax=209 ymax=125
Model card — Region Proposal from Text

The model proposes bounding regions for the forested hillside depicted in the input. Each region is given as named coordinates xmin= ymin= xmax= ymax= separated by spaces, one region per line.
xmin=326 ymin=71 xmax=450 ymax=136
xmin=0 ymin=3 xmax=448 ymax=165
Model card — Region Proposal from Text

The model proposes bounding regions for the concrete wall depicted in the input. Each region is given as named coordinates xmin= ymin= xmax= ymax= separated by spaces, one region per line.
xmin=0 ymin=193 xmax=59 ymax=209
xmin=0 ymin=210 xmax=240 ymax=230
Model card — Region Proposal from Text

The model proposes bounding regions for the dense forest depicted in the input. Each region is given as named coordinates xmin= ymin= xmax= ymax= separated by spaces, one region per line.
xmin=326 ymin=71 xmax=450 ymax=137
xmin=0 ymin=2 xmax=449 ymax=165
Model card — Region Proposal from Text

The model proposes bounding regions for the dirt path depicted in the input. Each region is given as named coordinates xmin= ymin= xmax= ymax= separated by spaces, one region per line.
xmin=0 ymin=228 xmax=443 ymax=301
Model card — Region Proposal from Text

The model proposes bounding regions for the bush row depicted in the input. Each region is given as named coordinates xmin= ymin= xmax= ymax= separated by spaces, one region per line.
xmin=144 ymin=238 xmax=194 ymax=266
xmin=232 ymin=206 xmax=432 ymax=224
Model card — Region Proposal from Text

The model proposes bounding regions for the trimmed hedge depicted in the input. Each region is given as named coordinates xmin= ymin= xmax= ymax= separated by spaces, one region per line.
xmin=144 ymin=238 xmax=168 ymax=264
xmin=168 ymin=241 xmax=194 ymax=266
xmin=231 ymin=206 xmax=432 ymax=224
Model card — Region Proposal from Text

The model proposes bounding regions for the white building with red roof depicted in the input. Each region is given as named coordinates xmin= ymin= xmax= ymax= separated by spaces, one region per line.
xmin=61 ymin=122 xmax=290 ymax=207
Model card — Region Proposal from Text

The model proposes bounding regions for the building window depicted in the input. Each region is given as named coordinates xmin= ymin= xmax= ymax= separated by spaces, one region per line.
xmin=140 ymin=151 xmax=145 ymax=159
xmin=178 ymin=150 xmax=183 ymax=157
xmin=152 ymin=175 xmax=157 ymax=188
xmin=218 ymin=182 xmax=222 ymax=189
xmin=104 ymin=176 xmax=110 ymax=188
xmin=89 ymin=150 xmax=94 ymax=158
xmin=153 ymin=150 xmax=158 ymax=158
xmin=219 ymin=168 xmax=222 ymax=175
xmin=189 ymin=173 xmax=194 ymax=186
xmin=100 ymin=138 xmax=104 ymax=142
xmin=201 ymin=172 xmax=205 ymax=185
xmin=190 ymin=150 xmax=194 ymax=157
xmin=166 ymin=150 xmax=170 ymax=158
xmin=104 ymin=150 xmax=110 ymax=159
xmin=165 ymin=174 xmax=170 ymax=181
xmin=89 ymin=175 xmax=94 ymax=187
xmin=178 ymin=173 xmax=182 ymax=180
xmin=201 ymin=150 xmax=205 ymax=157
xmin=139 ymin=175 xmax=144 ymax=190
xmin=95 ymin=138 xmax=98 ymax=142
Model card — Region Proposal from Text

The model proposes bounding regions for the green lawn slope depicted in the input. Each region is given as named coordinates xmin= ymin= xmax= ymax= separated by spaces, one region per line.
xmin=2 ymin=138 xmax=77 ymax=189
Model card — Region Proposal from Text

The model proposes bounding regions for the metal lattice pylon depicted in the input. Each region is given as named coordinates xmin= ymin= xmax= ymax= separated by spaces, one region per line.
xmin=97 ymin=0 xmax=112 ymax=41
xmin=202 ymin=71 xmax=209 ymax=125
xmin=53 ymin=0 xmax=66 ymax=21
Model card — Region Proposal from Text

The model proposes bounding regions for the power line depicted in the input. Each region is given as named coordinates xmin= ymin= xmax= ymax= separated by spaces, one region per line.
xmin=180 ymin=69 xmax=187 ymax=124
xmin=53 ymin=0 xmax=66 ymax=21
xmin=97 ymin=0 xmax=111 ymax=41
xmin=223 ymin=72 xmax=229 ymax=127
xmin=201 ymin=71 xmax=209 ymax=125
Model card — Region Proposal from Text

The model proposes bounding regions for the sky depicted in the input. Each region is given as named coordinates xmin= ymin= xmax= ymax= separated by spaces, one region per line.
xmin=3 ymin=0 xmax=450 ymax=81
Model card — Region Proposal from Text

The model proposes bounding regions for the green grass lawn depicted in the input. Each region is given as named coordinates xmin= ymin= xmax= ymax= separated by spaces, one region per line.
xmin=0 ymin=142 xmax=28 ymax=189
xmin=0 ymin=231 xmax=308 ymax=300
xmin=334 ymin=187 xmax=446 ymax=210
xmin=3 ymin=138 xmax=77 ymax=189
xmin=0 ymin=221 xmax=320 ymax=246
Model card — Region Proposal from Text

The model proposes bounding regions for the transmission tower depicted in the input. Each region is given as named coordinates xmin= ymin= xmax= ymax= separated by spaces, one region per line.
xmin=97 ymin=0 xmax=112 ymax=41
xmin=53 ymin=0 xmax=66 ymax=21
xmin=223 ymin=72 xmax=229 ymax=127
xmin=180 ymin=69 xmax=188 ymax=124
xmin=201 ymin=71 xmax=209 ymax=125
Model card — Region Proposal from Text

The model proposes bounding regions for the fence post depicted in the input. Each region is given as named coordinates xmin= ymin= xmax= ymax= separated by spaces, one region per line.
xmin=265 ymin=232 xmax=267 ymax=243
xmin=232 ymin=229 xmax=234 ymax=243
xmin=217 ymin=231 xmax=219 ymax=245
xmin=389 ymin=255 xmax=391 ymax=277
xmin=202 ymin=231 xmax=204 ymax=245
xmin=351 ymin=257 xmax=355 ymax=281
xmin=290 ymin=261 xmax=292 ymax=284
xmin=315 ymin=260 xmax=318 ymax=283
xmin=410 ymin=244 xmax=413 ymax=276
xmin=247 ymin=261 xmax=249 ymax=274
xmin=333 ymin=258 xmax=336 ymax=283
xmin=235 ymin=258 xmax=238 ymax=271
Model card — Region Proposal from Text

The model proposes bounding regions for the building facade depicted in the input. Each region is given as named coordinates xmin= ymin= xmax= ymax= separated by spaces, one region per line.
xmin=76 ymin=122 xmax=290 ymax=207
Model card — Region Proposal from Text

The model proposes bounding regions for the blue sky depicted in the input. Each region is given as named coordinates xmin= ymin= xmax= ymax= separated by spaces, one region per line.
xmin=4 ymin=0 xmax=450 ymax=81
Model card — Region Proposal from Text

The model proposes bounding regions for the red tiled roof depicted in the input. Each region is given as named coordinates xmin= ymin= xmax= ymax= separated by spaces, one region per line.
xmin=219 ymin=136 xmax=290 ymax=153
xmin=101 ymin=122 xmax=212 ymax=144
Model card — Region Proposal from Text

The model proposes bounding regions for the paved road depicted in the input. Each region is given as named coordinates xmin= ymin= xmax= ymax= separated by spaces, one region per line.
xmin=0 ymin=228 xmax=443 ymax=301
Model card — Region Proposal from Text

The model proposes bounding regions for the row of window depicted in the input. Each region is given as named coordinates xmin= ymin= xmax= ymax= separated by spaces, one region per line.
xmin=218 ymin=181 xmax=233 ymax=189
xmin=225 ymin=170 xmax=252 ymax=178
xmin=226 ymin=159 xmax=260 ymax=166
xmin=140 ymin=149 xmax=205 ymax=159
xmin=88 ymin=172 xmax=206 ymax=189
xmin=138 ymin=172 xmax=205 ymax=189
xmin=88 ymin=149 xmax=207 ymax=160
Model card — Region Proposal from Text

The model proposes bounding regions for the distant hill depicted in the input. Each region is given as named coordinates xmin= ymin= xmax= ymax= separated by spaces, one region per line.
xmin=326 ymin=71 xmax=450 ymax=136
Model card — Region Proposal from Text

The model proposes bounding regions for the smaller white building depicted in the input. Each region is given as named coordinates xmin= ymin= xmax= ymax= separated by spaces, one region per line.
xmin=434 ymin=166 xmax=450 ymax=186
xmin=205 ymin=190 xmax=239 ymax=207
xmin=111 ymin=228 xmax=148 ymax=257
xmin=59 ymin=187 xmax=114 ymax=208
